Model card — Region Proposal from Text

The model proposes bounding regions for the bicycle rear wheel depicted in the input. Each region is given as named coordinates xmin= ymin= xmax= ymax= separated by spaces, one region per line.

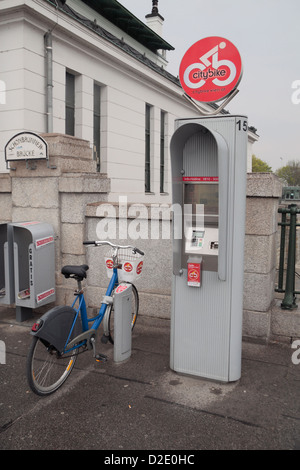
xmin=26 ymin=337 xmax=79 ymax=396
xmin=108 ymin=283 xmax=139 ymax=345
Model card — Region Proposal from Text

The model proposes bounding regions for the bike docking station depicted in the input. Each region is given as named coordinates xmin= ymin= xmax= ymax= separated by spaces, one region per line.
xmin=103 ymin=245 xmax=144 ymax=364
xmin=113 ymin=283 xmax=132 ymax=363
xmin=0 ymin=221 xmax=56 ymax=322
xmin=170 ymin=37 xmax=247 ymax=382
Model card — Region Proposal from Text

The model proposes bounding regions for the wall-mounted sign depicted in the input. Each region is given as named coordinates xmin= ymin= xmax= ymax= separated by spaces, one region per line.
xmin=179 ymin=36 xmax=243 ymax=103
xmin=5 ymin=132 xmax=48 ymax=163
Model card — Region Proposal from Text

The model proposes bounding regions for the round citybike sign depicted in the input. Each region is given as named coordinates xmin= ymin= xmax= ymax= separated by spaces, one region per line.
xmin=179 ymin=36 xmax=243 ymax=103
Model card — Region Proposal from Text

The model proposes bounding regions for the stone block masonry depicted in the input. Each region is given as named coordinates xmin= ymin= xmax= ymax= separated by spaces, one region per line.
xmin=0 ymin=135 xmax=298 ymax=342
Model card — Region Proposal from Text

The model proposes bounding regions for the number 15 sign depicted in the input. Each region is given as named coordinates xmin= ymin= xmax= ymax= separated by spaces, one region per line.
xmin=179 ymin=36 xmax=243 ymax=103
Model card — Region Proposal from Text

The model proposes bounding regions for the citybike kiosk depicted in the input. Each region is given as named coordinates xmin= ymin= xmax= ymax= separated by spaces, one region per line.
xmin=170 ymin=115 xmax=248 ymax=382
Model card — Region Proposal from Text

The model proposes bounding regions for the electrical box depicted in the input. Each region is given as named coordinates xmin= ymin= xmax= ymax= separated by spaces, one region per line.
xmin=170 ymin=115 xmax=248 ymax=382
xmin=12 ymin=221 xmax=56 ymax=310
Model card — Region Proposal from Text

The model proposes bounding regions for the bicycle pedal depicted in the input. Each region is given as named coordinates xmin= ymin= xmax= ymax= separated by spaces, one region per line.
xmin=95 ymin=353 xmax=108 ymax=363
xmin=101 ymin=334 xmax=109 ymax=344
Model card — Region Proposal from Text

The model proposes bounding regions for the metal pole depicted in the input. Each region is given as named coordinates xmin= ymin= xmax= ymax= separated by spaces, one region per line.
xmin=44 ymin=31 xmax=53 ymax=133
xmin=277 ymin=211 xmax=286 ymax=291
xmin=183 ymin=89 xmax=240 ymax=116
xmin=281 ymin=204 xmax=298 ymax=309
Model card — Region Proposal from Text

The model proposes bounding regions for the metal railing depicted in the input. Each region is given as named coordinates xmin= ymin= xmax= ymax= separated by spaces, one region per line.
xmin=276 ymin=203 xmax=300 ymax=309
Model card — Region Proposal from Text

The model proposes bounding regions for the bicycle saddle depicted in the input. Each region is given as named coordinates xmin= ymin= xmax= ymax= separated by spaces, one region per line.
xmin=61 ymin=264 xmax=89 ymax=280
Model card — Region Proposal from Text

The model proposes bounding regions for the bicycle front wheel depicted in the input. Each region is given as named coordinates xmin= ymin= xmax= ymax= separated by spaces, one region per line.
xmin=108 ymin=283 xmax=139 ymax=345
xmin=26 ymin=337 xmax=78 ymax=396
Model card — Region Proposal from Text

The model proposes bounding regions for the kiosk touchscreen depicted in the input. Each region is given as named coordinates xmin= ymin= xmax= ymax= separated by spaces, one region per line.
xmin=183 ymin=180 xmax=219 ymax=271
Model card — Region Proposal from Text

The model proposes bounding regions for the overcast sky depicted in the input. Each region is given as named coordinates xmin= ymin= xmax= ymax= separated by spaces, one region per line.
xmin=120 ymin=0 xmax=300 ymax=172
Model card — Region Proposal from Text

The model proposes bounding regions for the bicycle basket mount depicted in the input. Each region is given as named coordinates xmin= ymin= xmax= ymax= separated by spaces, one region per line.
xmin=104 ymin=247 xmax=144 ymax=282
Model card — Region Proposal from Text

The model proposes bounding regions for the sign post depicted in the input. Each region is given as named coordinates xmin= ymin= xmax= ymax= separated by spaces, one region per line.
xmin=170 ymin=37 xmax=247 ymax=381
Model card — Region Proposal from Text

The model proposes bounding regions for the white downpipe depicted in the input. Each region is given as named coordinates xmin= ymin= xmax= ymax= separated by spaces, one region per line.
xmin=44 ymin=30 xmax=53 ymax=133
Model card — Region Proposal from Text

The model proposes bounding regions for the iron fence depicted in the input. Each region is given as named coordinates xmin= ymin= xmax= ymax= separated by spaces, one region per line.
xmin=276 ymin=204 xmax=300 ymax=309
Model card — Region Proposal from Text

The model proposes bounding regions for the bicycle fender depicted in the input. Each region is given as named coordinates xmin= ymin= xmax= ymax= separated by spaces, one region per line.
xmin=31 ymin=306 xmax=81 ymax=353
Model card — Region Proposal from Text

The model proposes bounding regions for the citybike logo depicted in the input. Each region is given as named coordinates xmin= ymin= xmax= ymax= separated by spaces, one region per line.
xmin=123 ymin=262 xmax=133 ymax=273
xmin=179 ymin=36 xmax=242 ymax=103
xmin=189 ymin=270 xmax=198 ymax=279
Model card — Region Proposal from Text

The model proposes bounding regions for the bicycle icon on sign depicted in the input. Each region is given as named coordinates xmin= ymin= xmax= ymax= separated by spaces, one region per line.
xmin=183 ymin=42 xmax=237 ymax=89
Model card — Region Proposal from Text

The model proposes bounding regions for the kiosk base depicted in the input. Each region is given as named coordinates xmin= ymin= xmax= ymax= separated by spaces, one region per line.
xmin=16 ymin=306 xmax=33 ymax=322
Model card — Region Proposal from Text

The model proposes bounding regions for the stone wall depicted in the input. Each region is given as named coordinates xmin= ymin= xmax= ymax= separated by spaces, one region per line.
xmin=243 ymin=173 xmax=282 ymax=340
xmin=84 ymin=174 xmax=299 ymax=343
xmin=242 ymin=174 xmax=300 ymax=342
xmin=0 ymin=135 xmax=299 ymax=342
xmin=0 ymin=134 xmax=110 ymax=308
xmin=85 ymin=203 xmax=172 ymax=319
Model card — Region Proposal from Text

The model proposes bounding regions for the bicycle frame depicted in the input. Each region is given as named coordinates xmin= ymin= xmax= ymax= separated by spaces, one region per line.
xmin=63 ymin=267 xmax=119 ymax=354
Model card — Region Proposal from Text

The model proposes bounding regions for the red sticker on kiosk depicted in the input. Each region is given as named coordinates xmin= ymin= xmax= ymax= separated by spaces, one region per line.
xmin=35 ymin=235 xmax=54 ymax=249
xmin=116 ymin=284 xmax=130 ymax=294
xmin=187 ymin=263 xmax=201 ymax=287
xmin=36 ymin=288 xmax=55 ymax=303
xmin=182 ymin=176 xmax=219 ymax=182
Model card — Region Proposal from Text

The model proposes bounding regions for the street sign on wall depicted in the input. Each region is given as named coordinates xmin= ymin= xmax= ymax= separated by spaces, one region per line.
xmin=5 ymin=132 xmax=48 ymax=163
xmin=179 ymin=36 xmax=243 ymax=103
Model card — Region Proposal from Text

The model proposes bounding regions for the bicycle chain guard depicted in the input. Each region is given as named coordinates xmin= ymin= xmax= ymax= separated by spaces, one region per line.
xmin=67 ymin=328 xmax=97 ymax=351
xmin=31 ymin=305 xmax=81 ymax=354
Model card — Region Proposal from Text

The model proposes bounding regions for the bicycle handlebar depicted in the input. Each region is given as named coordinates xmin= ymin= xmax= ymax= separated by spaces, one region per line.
xmin=83 ymin=240 xmax=144 ymax=256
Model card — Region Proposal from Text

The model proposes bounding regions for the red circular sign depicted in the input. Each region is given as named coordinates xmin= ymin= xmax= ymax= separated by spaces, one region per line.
xmin=179 ymin=37 xmax=242 ymax=103
xmin=106 ymin=259 xmax=113 ymax=269
xmin=189 ymin=270 xmax=199 ymax=280
xmin=123 ymin=262 xmax=133 ymax=273
xmin=136 ymin=261 xmax=143 ymax=275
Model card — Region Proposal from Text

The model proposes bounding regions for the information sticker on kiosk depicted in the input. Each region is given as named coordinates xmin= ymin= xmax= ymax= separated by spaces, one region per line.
xmin=183 ymin=176 xmax=219 ymax=279
xmin=187 ymin=260 xmax=201 ymax=287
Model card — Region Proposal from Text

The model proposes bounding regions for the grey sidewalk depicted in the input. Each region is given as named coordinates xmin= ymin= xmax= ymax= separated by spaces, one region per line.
xmin=0 ymin=307 xmax=299 ymax=451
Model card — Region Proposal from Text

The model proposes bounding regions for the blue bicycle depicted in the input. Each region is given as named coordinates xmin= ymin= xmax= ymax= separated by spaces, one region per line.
xmin=26 ymin=240 xmax=144 ymax=396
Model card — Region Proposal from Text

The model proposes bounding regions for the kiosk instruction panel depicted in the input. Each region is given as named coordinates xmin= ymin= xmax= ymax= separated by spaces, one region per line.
xmin=183 ymin=180 xmax=219 ymax=270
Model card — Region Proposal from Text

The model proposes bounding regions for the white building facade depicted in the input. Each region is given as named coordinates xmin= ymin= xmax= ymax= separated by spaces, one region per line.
xmin=0 ymin=0 xmax=258 ymax=204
